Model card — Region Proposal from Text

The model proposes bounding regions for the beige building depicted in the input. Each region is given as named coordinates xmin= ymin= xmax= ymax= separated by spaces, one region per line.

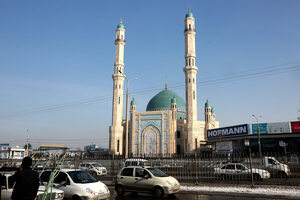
xmin=109 ymin=10 xmax=219 ymax=156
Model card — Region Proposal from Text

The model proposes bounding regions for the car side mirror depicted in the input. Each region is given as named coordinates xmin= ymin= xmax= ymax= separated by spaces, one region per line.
xmin=144 ymin=174 xmax=150 ymax=179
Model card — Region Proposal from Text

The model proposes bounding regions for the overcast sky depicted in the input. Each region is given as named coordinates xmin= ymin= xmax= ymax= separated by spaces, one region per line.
xmin=0 ymin=0 xmax=300 ymax=150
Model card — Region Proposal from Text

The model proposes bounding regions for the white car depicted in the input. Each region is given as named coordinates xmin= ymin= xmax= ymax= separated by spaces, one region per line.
xmin=1 ymin=172 xmax=64 ymax=200
xmin=115 ymin=166 xmax=180 ymax=197
xmin=214 ymin=163 xmax=271 ymax=181
xmin=79 ymin=163 xmax=107 ymax=176
xmin=40 ymin=169 xmax=110 ymax=200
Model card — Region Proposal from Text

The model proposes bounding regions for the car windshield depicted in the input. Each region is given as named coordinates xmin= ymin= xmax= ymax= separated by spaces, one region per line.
xmin=92 ymin=164 xmax=102 ymax=167
xmin=147 ymin=168 xmax=168 ymax=177
xmin=67 ymin=171 xmax=97 ymax=184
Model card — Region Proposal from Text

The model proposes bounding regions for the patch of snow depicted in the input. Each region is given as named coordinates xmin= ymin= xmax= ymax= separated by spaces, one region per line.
xmin=180 ymin=185 xmax=300 ymax=198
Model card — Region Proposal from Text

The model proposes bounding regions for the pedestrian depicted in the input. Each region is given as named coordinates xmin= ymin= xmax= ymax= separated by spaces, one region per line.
xmin=9 ymin=157 xmax=39 ymax=200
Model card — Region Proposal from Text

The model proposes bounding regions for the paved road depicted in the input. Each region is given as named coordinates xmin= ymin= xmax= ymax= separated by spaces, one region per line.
xmin=107 ymin=186 xmax=286 ymax=200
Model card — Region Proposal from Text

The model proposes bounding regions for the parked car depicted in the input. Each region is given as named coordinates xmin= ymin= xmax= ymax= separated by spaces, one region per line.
xmin=1 ymin=172 xmax=64 ymax=200
xmin=214 ymin=163 xmax=271 ymax=181
xmin=244 ymin=156 xmax=291 ymax=178
xmin=40 ymin=169 xmax=110 ymax=200
xmin=115 ymin=165 xmax=180 ymax=197
xmin=79 ymin=163 xmax=107 ymax=176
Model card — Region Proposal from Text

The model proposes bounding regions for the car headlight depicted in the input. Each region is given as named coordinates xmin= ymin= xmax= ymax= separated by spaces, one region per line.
xmin=86 ymin=188 xmax=94 ymax=194
xmin=55 ymin=192 xmax=64 ymax=199
xmin=166 ymin=180 xmax=172 ymax=186
xmin=104 ymin=185 xmax=110 ymax=193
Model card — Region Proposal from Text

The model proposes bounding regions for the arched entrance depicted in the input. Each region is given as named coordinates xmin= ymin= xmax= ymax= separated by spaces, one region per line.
xmin=142 ymin=126 xmax=160 ymax=156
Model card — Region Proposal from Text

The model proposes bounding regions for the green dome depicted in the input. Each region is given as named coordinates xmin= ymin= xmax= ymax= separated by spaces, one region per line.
xmin=185 ymin=11 xmax=194 ymax=18
xmin=117 ymin=23 xmax=125 ymax=29
xmin=146 ymin=89 xmax=186 ymax=119
xmin=205 ymin=100 xmax=210 ymax=107
xmin=211 ymin=107 xmax=215 ymax=113
xmin=131 ymin=98 xmax=136 ymax=105
xmin=171 ymin=97 xmax=177 ymax=103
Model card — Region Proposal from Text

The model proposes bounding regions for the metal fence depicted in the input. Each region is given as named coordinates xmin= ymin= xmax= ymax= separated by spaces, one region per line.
xmin=1 ymin=151 xmax=299 ymax=186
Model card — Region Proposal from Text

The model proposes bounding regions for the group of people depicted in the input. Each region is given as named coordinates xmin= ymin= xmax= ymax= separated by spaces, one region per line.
xmin=0 ymin=157 xmax=40 ymax=200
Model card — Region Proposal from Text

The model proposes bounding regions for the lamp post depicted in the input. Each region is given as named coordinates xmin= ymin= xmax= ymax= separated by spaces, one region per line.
xmin=26 ymin=129 xmax=30 ymax=157
xmin=252 ymin=115 xmax=262 ymax=157
xmin=123 ymin=74 xmax=138 ymax=159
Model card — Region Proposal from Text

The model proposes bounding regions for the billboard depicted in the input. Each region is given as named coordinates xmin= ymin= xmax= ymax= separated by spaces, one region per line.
xmin=291 ymin=121 xmax=300 ymax=133
xmin=216 ymin=141 xmax=233 ymax=153
xmin=252 ymin=123 xmax=267 ymax=134
xmin=267 ymin=122 xmax=291 ymax=134
xmin=207 ymin=124 xmax=249 ymax=139
xmin=252 ymin=122 xmax=291 ymax=134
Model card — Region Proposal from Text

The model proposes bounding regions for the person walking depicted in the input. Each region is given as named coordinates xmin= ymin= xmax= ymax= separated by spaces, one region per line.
xmin=9 ymin=156 xmax=39 ymax=200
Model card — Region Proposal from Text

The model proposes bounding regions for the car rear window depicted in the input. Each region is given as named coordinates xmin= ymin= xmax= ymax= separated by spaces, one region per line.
xmin=40 ymin=171 xmax=51 ymax=182
xmin=121 ymin=168 xmax=133 ymax=176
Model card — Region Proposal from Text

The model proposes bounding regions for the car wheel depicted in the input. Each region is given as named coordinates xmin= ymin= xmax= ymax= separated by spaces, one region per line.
xmin=72 ymin=195 xmax=82 ymax=200
xmin=278 ymin=171 xmax=287 ymax=179
xmin=154 ymin=187 xmax=164 ymax=198
xmin=253 ymin=174 xmax=261 ymax=181
xmin=221 ymin=174 xmax=226 ymax=180
xmin=116 ymin=185 xmax=125 ymax=196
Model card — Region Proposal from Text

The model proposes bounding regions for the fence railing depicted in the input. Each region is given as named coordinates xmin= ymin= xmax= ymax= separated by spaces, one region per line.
xmin=1 ymin=152 xmax=299 ymax=186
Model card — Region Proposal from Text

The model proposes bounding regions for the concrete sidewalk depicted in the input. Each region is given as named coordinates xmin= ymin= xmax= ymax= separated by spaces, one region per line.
xmin=102 ymin=180 xmax=300 ymax=199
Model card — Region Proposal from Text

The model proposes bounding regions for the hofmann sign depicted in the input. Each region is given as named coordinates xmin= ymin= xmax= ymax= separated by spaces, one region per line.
xmin=207 ymin=124 xmax=249 ymax=139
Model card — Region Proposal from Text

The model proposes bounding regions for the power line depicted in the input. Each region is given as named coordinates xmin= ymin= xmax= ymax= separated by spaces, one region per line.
xmin=0 ymin=62 xmax=299 ymax=119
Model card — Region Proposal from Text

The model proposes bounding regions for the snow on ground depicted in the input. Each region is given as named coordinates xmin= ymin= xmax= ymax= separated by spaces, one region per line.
xmin=180 ymin=185 xmax=300 ymax=198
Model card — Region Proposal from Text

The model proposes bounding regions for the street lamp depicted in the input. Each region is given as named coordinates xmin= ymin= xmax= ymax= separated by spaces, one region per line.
xmin=119 ymin=70 xmax=138 ymax=158
xmin=252 ymin=115 xmax=262 ymax=157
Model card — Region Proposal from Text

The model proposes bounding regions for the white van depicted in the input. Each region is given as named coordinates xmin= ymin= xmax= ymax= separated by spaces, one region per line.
xmin=124 ymin=158 xmax=150 ymax=167
xmin=40 ymin=169 xmax=110 ymax=200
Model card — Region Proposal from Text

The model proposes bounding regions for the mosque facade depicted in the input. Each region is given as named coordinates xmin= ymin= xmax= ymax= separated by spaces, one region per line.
xmin=109 ymin=10 xmax=219 ymax=156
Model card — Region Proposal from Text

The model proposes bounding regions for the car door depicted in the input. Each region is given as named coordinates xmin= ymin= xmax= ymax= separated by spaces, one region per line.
xmin=53 ymin=172 xmax=72 ymax=199
xmin=225 ymin=164 xmax=236 ymax=179
xmin=119 ymin=167 xmax=136 ymax=191
xmin=235 ymin=164 xmax=247 ymax=180
xmin=134 ymin=168 xmax=153 ymax=192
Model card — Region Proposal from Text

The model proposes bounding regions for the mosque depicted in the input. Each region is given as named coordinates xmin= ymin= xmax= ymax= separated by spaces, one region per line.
xmin=109 ymin=9 xmax=219 ymax=156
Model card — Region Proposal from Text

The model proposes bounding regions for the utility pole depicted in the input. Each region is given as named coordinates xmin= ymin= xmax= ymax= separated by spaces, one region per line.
xmin=252 ymin=115 xmax=262 ymax=157
xmin=120 ymin=71 xmax=138 ymax=159
xmin=26 ymin=129 xmax=30 ymax=157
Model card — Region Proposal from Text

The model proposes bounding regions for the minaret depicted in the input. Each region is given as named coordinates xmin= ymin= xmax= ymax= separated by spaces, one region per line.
xmin=204 ymin=99 xmax=211 ymax=140
xmin=109 ymin=19 xmax=126 ymax=155
xmin=183 ymin=8 xmax=199 ymax=152
xmin=129 ymin=98 xmax=136 ymax=155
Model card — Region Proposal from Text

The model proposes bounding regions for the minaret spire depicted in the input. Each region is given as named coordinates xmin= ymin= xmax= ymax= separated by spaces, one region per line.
xmin=165 ymin=80 xmax=168 ymax=90
xmin=183 ymin=8 xmax=199 ymax=152
xmin=109 ymin=20 xmax=126 ymax=155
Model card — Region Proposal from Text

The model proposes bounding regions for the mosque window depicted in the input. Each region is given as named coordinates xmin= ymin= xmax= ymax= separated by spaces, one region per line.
xmin=121 ymin=35 xmax=123 ymax=39
xmin=164 ymin=144 xmax=168 ymax=154
xmin=189 ymin=24 xmax=191 ymax=30
xmin=119 ymin=84 xmax=121 ymax=89
xmin=176 ymin=130 xmax=181 ymax=138
xmin=164 ymin=132 xmax=168 ymax=142
xmin=118 ymin=97 xmax=120 ymax=104
xmin=135 ymin=132 xmax=139 ymax=142
xmin=164 ymin=119 xmax=167 ymax=129
xmin=189 ymin=78 xmax=191 ymax=83
xmin=192 ymin=59 xmax=194 ymax=66
xmin=193 ymin=78 xmax=195 ymax=83
xmin=115 ymin=84 xmax=117 ymax=89
xmin=135 ymin=144 xmax=138 ymax=155
xmin=195 ymin=138 xmax=198 ymax=149
xmin=193 ymin=91 xmax=195 ymax=99
xmin=117 ymin=140 xmax=120 ymax=152
xmin=188 ymin=58 xmax=190 ymax=66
